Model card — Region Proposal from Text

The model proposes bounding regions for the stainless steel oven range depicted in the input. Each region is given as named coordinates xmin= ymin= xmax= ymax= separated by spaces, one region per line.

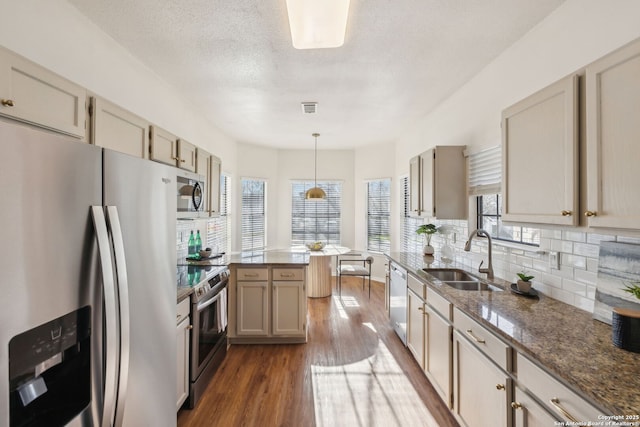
xmin=178 ymin=265 xmax=229 ymax=409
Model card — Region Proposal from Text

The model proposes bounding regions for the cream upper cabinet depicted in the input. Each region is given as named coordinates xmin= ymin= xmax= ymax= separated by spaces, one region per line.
xmin=585 ymin=39 xmax=640 ymax=230
xmin=90 ymin=97 xmax=149 ymax=159
xmin=196 ymin=149 xmax=222 ymax=217
xmin=502 ymin=74 xmax=579 ymax=226
xmin=177 ymin=138 xmax=197 ymax=172
xmin=149 ymin=125 xmax=178 ymax=166
xmin=0 ymin=46 xmax=86 ymax=139
xmin=409 ymin=146 xmax=467 ymax=219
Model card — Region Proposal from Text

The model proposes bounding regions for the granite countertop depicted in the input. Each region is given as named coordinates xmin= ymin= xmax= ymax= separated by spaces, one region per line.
xmin=388 ymin=252 xmax=640 ymax=416
xmin=177 ymin=286 xmax=193 ymax=303
xmin=228 ymin=250 xmax=310 ymax=266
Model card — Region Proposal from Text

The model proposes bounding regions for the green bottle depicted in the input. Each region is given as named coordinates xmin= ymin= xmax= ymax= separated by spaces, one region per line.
xmin=188 ymin=230 xmax=196 ymax=256
xmin=195 ymin=230 xmax=202 ymax=254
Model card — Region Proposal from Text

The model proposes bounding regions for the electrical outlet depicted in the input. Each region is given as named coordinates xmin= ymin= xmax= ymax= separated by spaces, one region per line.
xmin=549 ymin=251 xmax=560 ymax=269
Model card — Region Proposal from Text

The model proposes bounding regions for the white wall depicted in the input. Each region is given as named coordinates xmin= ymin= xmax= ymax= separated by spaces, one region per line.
xmin=0 ymin=0 xmax=237 ymax=173
xmin=396 ymin=0 xmax=640 ymax=311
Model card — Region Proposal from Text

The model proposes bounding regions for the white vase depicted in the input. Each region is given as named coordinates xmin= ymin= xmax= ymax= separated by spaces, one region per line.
xmin=423 ymin=244 xmax=434 ymax=255
xmin=516 ymin=280 xmax=532 ymax=293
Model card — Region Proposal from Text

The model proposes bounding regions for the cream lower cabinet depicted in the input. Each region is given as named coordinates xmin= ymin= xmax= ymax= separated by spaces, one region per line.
xmin=0 ymin=46 xmax=86 ymax=139
xmin=407 ymin=288 xmax=425 ymax=368
xmin=176 ymin=298 xmax=191 ymax=410
xmin=512 ymin=386 xmax=560 ymax=427
xmin=232 ymin=266 xmax=307 ymax=343
xmin=453 ymin=330 xmax=510 ymax=427
xmin=90 ymin=97 xmax=149 ymax=159
xmin=424 ymin=291 xmax=453 ymax=408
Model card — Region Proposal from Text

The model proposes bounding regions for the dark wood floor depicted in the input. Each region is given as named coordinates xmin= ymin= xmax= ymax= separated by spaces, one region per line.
xmin=178 ymin=277 xmax=459 ymax=427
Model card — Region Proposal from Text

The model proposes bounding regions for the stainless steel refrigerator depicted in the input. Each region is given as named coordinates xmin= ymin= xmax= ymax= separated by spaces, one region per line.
xmin=0 ymin=119 xmax=177 ymax=426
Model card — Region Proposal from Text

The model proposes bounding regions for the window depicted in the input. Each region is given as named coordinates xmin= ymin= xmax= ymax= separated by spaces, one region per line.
xmin=401 ymin=176 xmax=423 ymax=253
xmin=291 ymin=181 xmax=342 ymax=244
xmin=477 ymin=194 xmax=539 ymax=246
xmin=207 ymin=174 xmax=231 ymax=253
xmin=241 ymin=178 xmax=266 ymax=251
xmin=367 ymin=179 xmax=391 ymax=254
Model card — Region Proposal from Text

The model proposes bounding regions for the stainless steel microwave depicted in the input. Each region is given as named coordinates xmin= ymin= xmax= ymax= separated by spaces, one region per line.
xmin=177 ymin=171 xmax=205 ymax=218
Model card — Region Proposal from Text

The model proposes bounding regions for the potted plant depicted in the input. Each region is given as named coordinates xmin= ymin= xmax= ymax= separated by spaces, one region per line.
xmin=612 ymin=282 xmax=640 ymax=353
xmin=416 ymin=223 xmax=438 ymax=255
xmin=516 ymin=271 xmax=534 ymax=293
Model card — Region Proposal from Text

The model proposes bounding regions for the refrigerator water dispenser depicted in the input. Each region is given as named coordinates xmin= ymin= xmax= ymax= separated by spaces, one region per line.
xmin=9 ymin=307 xmax=91 ymax=427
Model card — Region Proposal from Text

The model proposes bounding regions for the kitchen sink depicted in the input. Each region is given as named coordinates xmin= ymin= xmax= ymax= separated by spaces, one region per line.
xmin=422 ymin=268 xmax=501 ymax=291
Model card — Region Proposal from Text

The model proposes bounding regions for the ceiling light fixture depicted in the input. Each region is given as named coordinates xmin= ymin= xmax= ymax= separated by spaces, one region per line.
xmin=305 ymin=133 xmax=326 ymax=200
xmin=285 ymin=0 xmax=351 ymax=50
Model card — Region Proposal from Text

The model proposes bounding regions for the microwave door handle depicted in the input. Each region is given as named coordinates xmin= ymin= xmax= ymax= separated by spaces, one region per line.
xmin=91 ymin=206 xmax=119 ymax=427
xmin=105 ymin=206 xmax=130 ymax=427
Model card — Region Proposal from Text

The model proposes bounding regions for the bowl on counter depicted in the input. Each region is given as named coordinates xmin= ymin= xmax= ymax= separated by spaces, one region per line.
xmin=306 ymin=242 xmax=325 ymax=251
xmin=199 ymin=248 xmax=212 ymax=258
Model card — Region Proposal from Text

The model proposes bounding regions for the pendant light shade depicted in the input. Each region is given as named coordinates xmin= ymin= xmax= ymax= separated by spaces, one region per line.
xmin=305 ymin=133 xmax=326 ymax=200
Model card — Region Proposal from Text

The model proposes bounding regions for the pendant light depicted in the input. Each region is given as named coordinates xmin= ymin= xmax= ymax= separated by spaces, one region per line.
xmin=305 ymin=133 xmax=326 ymax=200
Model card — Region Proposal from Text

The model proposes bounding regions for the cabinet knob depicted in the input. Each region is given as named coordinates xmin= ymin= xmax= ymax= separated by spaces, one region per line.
xmin=418 ymin=307 xmax=424 ymax=311
xmin=186 ymin=325 xmax=193 ymax=330
xmin=511 ymin=402 xmax=522 ymax=410
xmin=561 ymin=210 xmax=572 ymax=216
xmin=584 ymin=210 xmax=597 ymax=217
xmin=495 ymin=384 xmax=505 ymax=390
xmin=1 ymin=99 xmax=14 ymax=107
xmin=180 ymin=159 xmax=186 ymax=163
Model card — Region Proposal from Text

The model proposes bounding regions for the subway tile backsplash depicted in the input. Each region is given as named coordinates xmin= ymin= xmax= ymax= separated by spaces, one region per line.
xmin=427 ymin=220 xmax=624 ymax=314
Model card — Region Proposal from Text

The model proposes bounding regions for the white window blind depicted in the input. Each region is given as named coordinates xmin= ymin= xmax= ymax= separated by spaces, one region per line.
xmin=401 ymin=176 xmax=422 ymax=253
xmin=367 ymin=179 xmax=391 ymax=254
xmin=468 ymin=145 xmax=502 ymax=196
xmin=241 ymin=178 xmax=266 ymax=251
xmin=207 ymin=174 xmax=231 ymax=253
xmin=291 ymin=181 xmax=341 ymax=245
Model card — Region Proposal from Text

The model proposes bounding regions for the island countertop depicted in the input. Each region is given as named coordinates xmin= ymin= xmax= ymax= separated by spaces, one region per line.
xmin=228 ymin=250 xmax=310 ymax=266
xmin=387 ymin=252 xmax=640 ymax=417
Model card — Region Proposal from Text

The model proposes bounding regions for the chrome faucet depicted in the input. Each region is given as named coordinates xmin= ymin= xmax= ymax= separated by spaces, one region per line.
xmin=464 ymin=229 xmax=494 ymax=280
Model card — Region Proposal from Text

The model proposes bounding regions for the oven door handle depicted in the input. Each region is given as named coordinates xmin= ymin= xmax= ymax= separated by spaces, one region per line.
xmin=197 ymin=291 xmax=222 ymax=311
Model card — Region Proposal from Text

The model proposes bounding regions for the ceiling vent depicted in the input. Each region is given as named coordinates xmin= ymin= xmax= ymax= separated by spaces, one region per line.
xmin=301 ymin=102 xmax=318 ymax=114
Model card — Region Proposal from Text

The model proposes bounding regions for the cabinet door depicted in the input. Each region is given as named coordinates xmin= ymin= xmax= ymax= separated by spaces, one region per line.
xmin=420 ymin=149 xmax=435 ymax=217
xmin=0 ymin=46 xmax=86 ymax=138
xmin=149 ymin=125 xmax=178 ymax=166
xmin=586 ymin=39 xmax=640 ymax=230
xmin=177 ymin=139 xmax=197 ymax=172
xmin=237 ymin=281 xmax=269 ymax=336
xmin=91 ymin=97 xmax=149 ymax=159
xmin=409 ymin=155 xmax=421 ymax=216
xmin=209 ymin=155 xmax=222 ymax=216
xmin=454 ymin=331 xmax=510 ymax=427
xmin=502 ymin=74 xmax=579 ymax=225
xmin=425 ymin=305 xmax=452 ymax=407
xmin=407 ymin=289 xmax=425 ymax=368
xmin=512 ymin=386 xmax=560 ymax=427
xmin=272 ymin=281 xmax=305 ymax=336
xmin=176 ymin=316 xmax=190 ymax=410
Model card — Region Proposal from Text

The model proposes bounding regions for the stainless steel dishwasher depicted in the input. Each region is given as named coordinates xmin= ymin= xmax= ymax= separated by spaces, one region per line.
xmin=389 ymin=262 xmax=408 ymax=345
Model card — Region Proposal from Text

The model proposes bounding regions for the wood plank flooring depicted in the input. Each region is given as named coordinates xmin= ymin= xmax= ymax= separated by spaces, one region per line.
xmin=178 ymin=276 xmax=459 ymax=427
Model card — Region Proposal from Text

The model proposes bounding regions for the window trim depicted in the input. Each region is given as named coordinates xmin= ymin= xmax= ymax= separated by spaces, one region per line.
xmin=476 ymin=194 xmax=539 ymax=247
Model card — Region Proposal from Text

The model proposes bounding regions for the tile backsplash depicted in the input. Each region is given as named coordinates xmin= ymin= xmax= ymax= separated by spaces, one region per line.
xmin=427 ymin=220 xmax=640 ymax=313
xmin=176 ymin=217 xmax=228 ymax=261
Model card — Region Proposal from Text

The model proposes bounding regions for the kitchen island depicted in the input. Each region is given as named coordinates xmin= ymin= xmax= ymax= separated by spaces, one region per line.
xmin=290 ymin=244 xmax=350 ymax=298
xmin=227 ymin=251 xmax=310 ymax=344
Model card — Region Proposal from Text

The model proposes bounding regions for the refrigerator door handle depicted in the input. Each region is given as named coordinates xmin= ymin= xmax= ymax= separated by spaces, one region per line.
xmin=91 ymin=206 xmax=120 ymax=427
xmin=105 ymin=206 xmax=130 ymax=427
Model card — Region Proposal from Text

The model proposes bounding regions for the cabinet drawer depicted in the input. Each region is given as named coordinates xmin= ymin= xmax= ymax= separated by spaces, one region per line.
xmin=517 ymin=353 xmax=601 ymax=422
xmin=454 ymin=308 xmax=511 ymax=371
xmin=236 ymin=268 xmax=269 ymax=281
xmin=408 ymin=274 xmax=426 ymax=299
xmin=177 ymin=298 xmax=190 ymax=325
xmin=428 ymin=290 xmax=451 ymax=321
xmin=273 ymin=268 xmax=304 ymax=281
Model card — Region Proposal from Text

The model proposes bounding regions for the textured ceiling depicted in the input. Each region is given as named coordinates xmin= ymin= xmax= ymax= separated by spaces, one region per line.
xmin=67 ymin=0 xmax=565 ymax=149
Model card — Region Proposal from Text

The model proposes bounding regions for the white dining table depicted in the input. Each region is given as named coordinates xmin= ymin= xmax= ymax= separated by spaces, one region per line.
xmin=291 ymin=245 xmax=351 ymax=297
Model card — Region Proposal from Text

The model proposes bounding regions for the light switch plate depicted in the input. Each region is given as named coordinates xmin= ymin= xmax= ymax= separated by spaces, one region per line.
xmin=549 ymin=251 xmax=560 ymax=269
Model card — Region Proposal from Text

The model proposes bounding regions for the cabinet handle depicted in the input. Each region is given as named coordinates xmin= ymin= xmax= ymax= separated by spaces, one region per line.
xmin=280 ymin=273 xmax=294 ymax=278
xmin=466 ymin=329 xmax=486 ymax=344
xmin=561 ymin=210 xmax=572 ymax=216
xmin=1 ymin=99 xmax=14 ymax=107
xmin=495 ymin=384 xmax=505 ymax=390
xmin=245 ymin=273 xmax=259 ymax=278
xmin=584 ymin=210 xmax=597 ymax=217
xmin=186 ymin=325 xmax=193 ymax=330
xmin=549 ymin=398 xmax=579 ymax=423
xmin=511 ymin=402 xmax=522 ymax=410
